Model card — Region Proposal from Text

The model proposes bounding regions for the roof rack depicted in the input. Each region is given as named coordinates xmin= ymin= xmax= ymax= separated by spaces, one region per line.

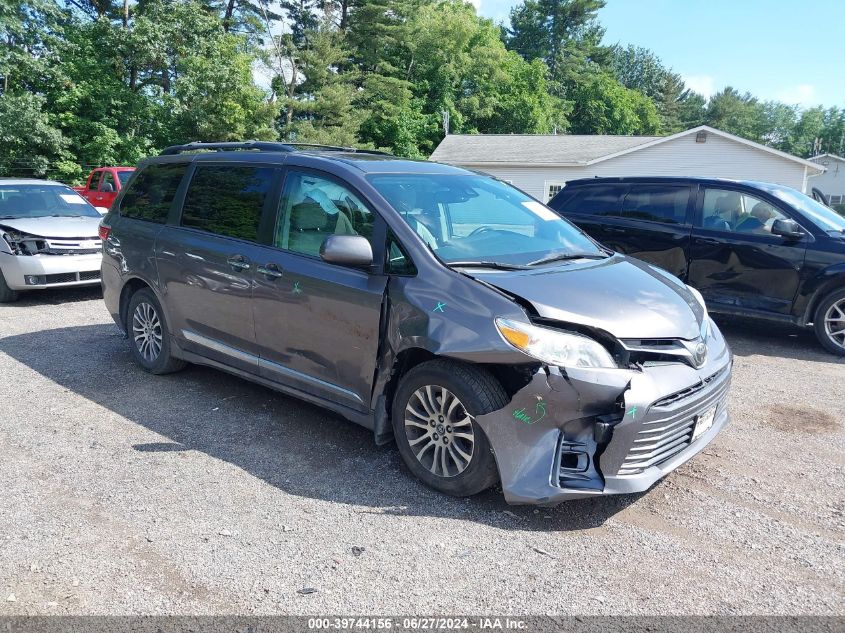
xmin=284 ymin=143 xmax=393 ymax=156
xmin=159 ymin=141 xmax=296 ymax=155
xmin=159 ymin=141 xmax=394 ymax=157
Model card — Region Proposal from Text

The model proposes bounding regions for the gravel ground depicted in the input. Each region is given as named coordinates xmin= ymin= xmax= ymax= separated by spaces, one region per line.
xmin=0 ymin=287 xmax=842 ymax=616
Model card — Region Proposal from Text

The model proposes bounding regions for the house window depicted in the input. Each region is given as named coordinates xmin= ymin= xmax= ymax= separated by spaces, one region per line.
xmin=546 ymin=183 xmax=565 ymax=202
xmin=829 ymin=194 xmax=843 ymax=205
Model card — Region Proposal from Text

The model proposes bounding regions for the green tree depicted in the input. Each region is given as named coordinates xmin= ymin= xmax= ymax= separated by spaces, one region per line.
xmin=677 ymin=91 xmax=706 ymax=129
xmin=279 ymin=17 xmax=364 ymax=146
xmin=703 ymin=87 xmax=765 ymax=141
xmin=568 ymin=71 xmax=660 ymax=135
xmin=406 ymin=2 xmax=564 ymax=142
xmin=0 ymin=0 xmax=66 ymax=93
xmin=507 ymin=0 xmax=608 ymax=79
xmin=0 ymin=92 xmax=71 ymax=178
xmin=610 ymin=44 xmax=699 ymax=132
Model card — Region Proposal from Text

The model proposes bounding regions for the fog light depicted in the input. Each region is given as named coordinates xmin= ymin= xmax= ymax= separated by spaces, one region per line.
xmin=25 ymin=275 xmax=46 ymax=285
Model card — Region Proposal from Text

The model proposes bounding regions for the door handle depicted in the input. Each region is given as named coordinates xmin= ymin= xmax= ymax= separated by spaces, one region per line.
xmin=697 ymin=238 xmax=721 ymax=245
xmin=604 ymin=226 xmax=627 ymax=233
xmin=256 ymin=264 xmax=283 ymax=279
xmin=227 ymin=255 xmax=250 ymax=271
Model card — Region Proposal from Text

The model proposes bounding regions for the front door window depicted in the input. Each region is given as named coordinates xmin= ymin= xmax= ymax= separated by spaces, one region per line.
xmin=276 ymin=171 xmax=375 ymax=258
xmin=700 ymin=188 xmax=789 ymax=235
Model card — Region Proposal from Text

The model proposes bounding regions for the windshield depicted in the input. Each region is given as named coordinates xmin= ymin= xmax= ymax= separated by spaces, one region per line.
xmin=369 ymin=174 xmax=605 ymax=266
xmin=0 ymin=184 xmax=100 ymax=219
xmin=759 ymin=183 xmax=845 ymax=233
xmin=117 ymin=170 xmax=134 ymax=186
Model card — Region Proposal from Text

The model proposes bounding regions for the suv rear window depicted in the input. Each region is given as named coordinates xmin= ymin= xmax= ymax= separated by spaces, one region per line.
xmin=119 ymin=163 xmax=187 ymax=223
xmin=621 ymin=185 xmax=689 ymax=224
xmin=550 ymin=185 xmax=624 ymax=216
xmin=180 ymin=165 xmax=275 ymax=242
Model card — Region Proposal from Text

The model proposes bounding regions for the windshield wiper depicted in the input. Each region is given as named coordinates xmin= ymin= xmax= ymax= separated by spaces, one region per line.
xmin=528 ymin=251 xmax=608 ymax=266
xmin=446 ymin=260 xmax=531 ymax=271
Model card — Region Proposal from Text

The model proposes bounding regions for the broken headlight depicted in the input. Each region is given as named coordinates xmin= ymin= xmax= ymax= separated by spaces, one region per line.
xmin=1 ymin=230 xmax=25 ymax=255
xmin=495 ymin=318 xmax=616 ymax=369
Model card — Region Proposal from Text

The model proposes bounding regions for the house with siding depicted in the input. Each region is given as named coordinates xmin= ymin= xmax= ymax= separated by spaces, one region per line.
xmin=430 ymin=125 xmax=825 ymax=202
xmin=808 ymin=153 xmax=845 ymax=205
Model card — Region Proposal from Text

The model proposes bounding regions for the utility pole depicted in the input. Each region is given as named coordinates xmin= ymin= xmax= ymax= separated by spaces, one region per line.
xmin=442 ymin=110 xmax=450 ymax=136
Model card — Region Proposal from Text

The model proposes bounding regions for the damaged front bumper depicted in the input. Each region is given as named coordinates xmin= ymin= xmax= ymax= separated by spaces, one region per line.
xmin=476 ymin=340 xmax=732 ymax=506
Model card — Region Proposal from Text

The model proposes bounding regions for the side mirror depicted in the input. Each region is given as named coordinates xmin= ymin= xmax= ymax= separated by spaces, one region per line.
xmin=771 ymin=218 xmax=803 ymax=240
xmin=319 ymin=235 xmax=373 ymax=268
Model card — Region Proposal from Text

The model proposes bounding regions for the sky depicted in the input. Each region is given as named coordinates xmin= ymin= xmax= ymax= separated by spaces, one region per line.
xmin=476 ymin=0 xmax=845 ymax=108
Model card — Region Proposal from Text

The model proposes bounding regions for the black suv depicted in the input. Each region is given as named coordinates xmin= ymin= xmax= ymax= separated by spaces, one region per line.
xmin=548 ymin=177 xmax=845 ymax=355
xmin=100 ymin=143 xmax=734 ymax=505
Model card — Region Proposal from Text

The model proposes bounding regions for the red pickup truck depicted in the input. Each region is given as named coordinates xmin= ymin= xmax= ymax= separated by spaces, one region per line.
xmin=73 ymin=167 xmax=135 ymax=212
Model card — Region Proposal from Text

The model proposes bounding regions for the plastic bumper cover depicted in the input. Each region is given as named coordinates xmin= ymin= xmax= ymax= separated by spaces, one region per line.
xmin=1 ymin=252 xmax=102 ymax=290
xmin=475 ymin=342 xmax=732 ymax=506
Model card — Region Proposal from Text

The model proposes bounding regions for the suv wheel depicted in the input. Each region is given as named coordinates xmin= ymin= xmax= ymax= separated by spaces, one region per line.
xmin=0 ymin=269 xmax=19 ymax=303
xmin=127 ymin=288 xmax=186 ymax=374
xmin=814 ymin=288 xmax=845 ymax=356
xmin=391 ymin=360 xmax=507 ymax=497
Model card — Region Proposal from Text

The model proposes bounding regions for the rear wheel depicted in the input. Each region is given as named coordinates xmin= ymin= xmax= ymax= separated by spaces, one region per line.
xmin=0 ymin=268 xmax=19 ymax=303
xmin=126 ymin=288 xmax=186 ymax=374
xmin=813 ymin=288 xmax=845 ymax=356
xmin=391 ymin=360 xmax=507 ymax=497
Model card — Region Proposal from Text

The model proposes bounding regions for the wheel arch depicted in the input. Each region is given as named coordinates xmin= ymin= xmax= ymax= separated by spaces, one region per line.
xmin=801 ymin=270 xmax=845 ymax=326
xmin=118 ymin=276 xmax=173 ymax=335
xmin=374 ymin=346 xmax=536 ymax=445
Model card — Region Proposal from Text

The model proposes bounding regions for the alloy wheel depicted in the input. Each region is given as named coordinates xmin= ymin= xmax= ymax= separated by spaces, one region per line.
xmin=132 ymin=301 xmax=163 ymax=362
xmin=824 ymin=298 xmax=845 ymax=350
xmin=404 ymin=385 xmax=475 ymax=478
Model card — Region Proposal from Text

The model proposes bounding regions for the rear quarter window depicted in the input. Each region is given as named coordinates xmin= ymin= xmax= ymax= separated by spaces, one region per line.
xmin=621 ymin=185 xmax=690 ymax=224
xmin=549 ymin=185 xmax=625 ymax=216
xmin=119 ymin=163 xmax=188 ymax=223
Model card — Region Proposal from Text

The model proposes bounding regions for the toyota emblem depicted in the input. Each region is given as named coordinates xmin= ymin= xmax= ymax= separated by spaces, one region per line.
xmin=693 ymin=342 xmax=708 ymax=368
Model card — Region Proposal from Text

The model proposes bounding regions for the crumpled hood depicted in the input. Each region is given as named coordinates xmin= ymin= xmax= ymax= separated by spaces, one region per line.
xmin=0 ymin=216 xmax=101 ymax=239
xmin=469 ymin=254 xmax=705 ymax=340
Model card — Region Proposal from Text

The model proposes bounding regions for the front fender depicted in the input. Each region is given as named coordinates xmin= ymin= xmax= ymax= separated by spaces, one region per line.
xmin=798 ymin=264 xmax=845 ymax=325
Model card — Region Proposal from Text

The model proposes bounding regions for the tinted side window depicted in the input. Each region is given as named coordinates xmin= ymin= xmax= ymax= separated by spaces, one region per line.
xmin=621 ymin=185 xmax=689 ymax=224
xmin=550 ymin=185 xmax=624 ymax=216
xmin=181 ymin=165 xmax=274 ymax=241
xmin=120 ymin=163 xmax=187 ymax=223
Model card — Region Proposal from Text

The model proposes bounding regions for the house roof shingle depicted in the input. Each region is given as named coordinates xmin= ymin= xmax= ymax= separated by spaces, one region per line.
xmin=429 ymin=126 xmax=825 ymax=173
xmin=429 ymin=133 xmax=662 ymax=165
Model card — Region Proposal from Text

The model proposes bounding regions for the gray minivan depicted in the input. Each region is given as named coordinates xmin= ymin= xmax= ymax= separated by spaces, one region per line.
xmin=100 ymin=142 xmax=733 ymax=506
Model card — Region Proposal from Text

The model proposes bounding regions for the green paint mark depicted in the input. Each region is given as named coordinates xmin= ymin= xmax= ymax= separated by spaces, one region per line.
xmin=627 ymin=405 xmax=637 ymax=418
xmin=513 ymin=398 xmax=547 ymax=425
xmin=293 ymin=281 xmax=302 ymax=295
xmin=433 ymin=301 xmax=446 ymax=313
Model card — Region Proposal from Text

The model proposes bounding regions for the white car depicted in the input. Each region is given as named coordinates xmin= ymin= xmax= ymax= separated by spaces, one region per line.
xmin=0 ymin=179 xmax=104 ymax=302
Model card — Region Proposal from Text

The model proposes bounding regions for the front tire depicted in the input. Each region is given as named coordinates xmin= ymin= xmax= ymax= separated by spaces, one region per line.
xmin=391 ymin=360 xmax=508 ymax=497
xmin=0 ymin=268 xmax=19 ymax=303
xmin=814 ymin=288 xmax=845 ymax=356
xmin=126 ymin=288 xmax=186 ymax=374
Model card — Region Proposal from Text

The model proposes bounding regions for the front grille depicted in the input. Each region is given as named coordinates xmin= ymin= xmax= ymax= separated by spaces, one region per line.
xmin=45 ymin=272 xmax=78 ymax=284
xmin=652 ymin=367 xmax=727 ymax=408
xmin=43 ymin=271 xmax=100 ymax=284
xmin=42 ymin=238 xmax=101 ymax=255
xmin=42 ymin=247 xmax=101 ymax=255
xmin=617 ymin=414 xmax=700 ymax=475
